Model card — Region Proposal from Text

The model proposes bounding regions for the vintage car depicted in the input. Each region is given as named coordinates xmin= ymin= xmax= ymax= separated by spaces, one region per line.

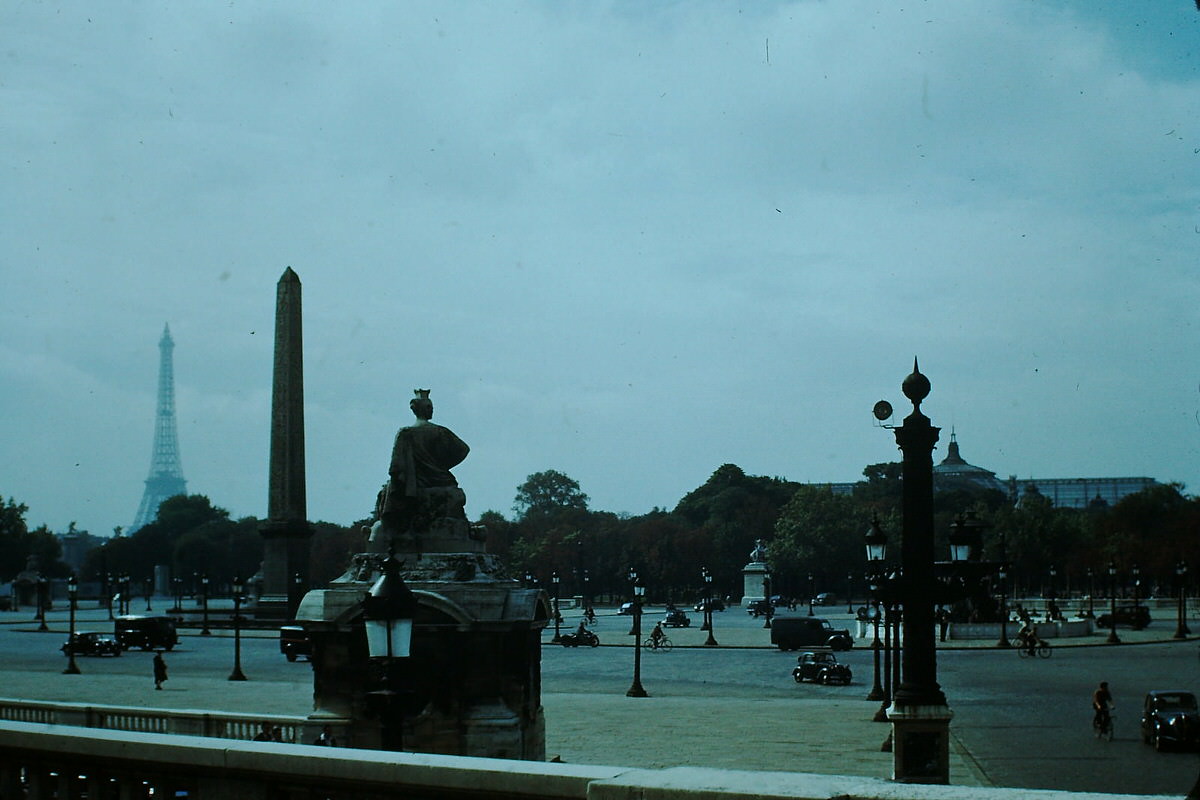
xmin=792 ymin=651 xmax=852 ymax=685
xmin=1141 ymin=691 xmax=1200 ymax=751
xmin=62 ymin=631 xmax=122 ymax=657
xmin=279 ymin=625 xmax=312 ymax=662
xmin=1097 ymin=604 xmax=1151 ymax=630
xmin=115 ymin=615 xmax=179 ymax=651
xmin=663 ymin=608 xmax=691 ymax=628
xmin=746 ymin=599 xmax=772 ymax=617
xmin=693 ymin=598 xmax=726 ymax=612
xmin=769 ymin=616 xmax=853 ymax=651
xmin=617 ymin=602 xmax=636 ymax=615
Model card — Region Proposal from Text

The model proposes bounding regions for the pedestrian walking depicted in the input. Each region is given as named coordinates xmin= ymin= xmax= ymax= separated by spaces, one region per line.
xmin=152 ymin=651 xmax=168 ymax=690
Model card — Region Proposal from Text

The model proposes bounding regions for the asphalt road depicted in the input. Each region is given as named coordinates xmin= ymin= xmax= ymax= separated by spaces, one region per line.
xmin=6 ymin=605 xmax=1200 ymax=795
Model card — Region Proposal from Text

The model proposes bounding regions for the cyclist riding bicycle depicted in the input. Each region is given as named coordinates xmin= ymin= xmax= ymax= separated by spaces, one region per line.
xmin=650 ymin=621 xmax=665 ymax=648
xmin=1016 ymin=622 xmax=1038 ymax=655
xmin=1092 ymin=681 xmax=1113 ymax=733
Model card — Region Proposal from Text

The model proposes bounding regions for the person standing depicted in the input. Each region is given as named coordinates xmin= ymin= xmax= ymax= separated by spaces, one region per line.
xmin=153 ymin=651 xmax=168 ymax=690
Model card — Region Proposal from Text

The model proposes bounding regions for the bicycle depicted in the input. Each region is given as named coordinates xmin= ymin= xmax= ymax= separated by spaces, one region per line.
xmin=1017 ymin=638 xmax=1051 ymax=658
xmin=643 ymin=636 xmax=672 ymax=652
xmin=1093 ymin=711 xmax=1114 ymax=741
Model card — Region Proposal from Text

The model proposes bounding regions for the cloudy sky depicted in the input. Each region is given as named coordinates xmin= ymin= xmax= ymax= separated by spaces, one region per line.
xmin=3 ymin=1 xmax=1198 ymax=537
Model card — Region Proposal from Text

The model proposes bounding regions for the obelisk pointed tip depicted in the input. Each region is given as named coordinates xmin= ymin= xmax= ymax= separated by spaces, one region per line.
xmin=279 ymin=266 xmax=300 ymax=283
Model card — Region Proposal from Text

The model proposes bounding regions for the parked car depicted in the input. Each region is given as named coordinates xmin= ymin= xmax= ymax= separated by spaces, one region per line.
xmin=1141 ymin=691 xmax=1200 ymax=751
xmin=663 ymin=609 xmax=691 ymax=628
xmin=618 ymin=602 xmax=636 ymax=615
xmin=62 ymin=631 xmax=122 ymax=657
xmin=693 ymin=598 xmax=726 ymax=612
xmin=279 ymin=625 xmax=312 ymax=662
xmin=770 ymin=616 xmax=853 ymax=651
xmin=812 ymin=593 xmax=837 ymax=606
xmin=792 ymin=651 xmax=852 ymax=685
xmin=1096 ymin=604 xmax=1151 ymax=630
xmin=746 ymin=599 xmax=772 ymax=617
xmin=115 ymin=615 xmax=179 ymax=651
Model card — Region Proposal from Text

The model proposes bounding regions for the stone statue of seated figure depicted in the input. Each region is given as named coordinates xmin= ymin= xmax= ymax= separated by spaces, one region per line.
xmin=371 ymin=389 xmax=477 ymax=553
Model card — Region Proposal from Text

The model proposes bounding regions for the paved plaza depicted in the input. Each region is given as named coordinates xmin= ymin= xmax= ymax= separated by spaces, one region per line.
xmin=0 ymin=600 xmax=1190 ymax=790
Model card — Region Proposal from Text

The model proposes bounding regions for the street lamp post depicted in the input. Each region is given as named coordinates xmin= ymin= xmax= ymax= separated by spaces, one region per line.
xmin=1176 ymin=561 xmax=1190 ymax=640
xmin=1131 ymin=563 xmax=1141 ymax=620
xmin=997 ymin=564 xmax=1011 ymax=648
xmin=36 ymin=576 xmax=49 ymax=631
xmin=847 ymin=572 xmax=855 ymax=615
xmin=171 ymin=577 xmax=183 ymax=613
xmin=1085 ymin=568 xmax=1095 ymax=618
xmin=105 ymin=573 xmax=114 ymax=620
xmin=807 ymin=573 xmax=815 ymax=616
xmin=874 ymin=359 xmax=952 ymax=783
xmin=1106 ymin=560 xmax=1121 ymax=644
xmin=228 ymin=576 xmax=247 ymax=681
xmin=865 ymin=515 xmax=887 ymax=702
xmin=702 ymin=568 xmax=718 ymax=647
xmin=63 ymin=576 xmax=80 ymax=675
xmin=144 ymin=578 xmax=153 ymax=612
xmin=363 ymin=551 xmax=417 ymax=751
xmin=626 ymin=573 xmax=648 ymax=698
xmin=551 ymin=572 xmax=562 ymax=643
xmin=200 ymin=574 xmax=211 ymax=635
xmin=763 ymin=574 xmax=773 ymax=629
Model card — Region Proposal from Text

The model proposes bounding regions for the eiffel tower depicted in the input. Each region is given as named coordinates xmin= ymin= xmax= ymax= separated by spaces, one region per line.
xmin=129 ymin=324 xmax=187 ymax=534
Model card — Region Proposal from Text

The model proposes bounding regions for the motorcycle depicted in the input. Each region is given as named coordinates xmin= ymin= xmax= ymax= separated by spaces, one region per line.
xmin=560 ymin=630 xmax=600 ymax=648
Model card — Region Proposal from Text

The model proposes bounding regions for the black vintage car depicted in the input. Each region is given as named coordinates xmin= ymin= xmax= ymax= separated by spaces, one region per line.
xmin=1141 ymin=691 xmax=1200 ymax=751
xmin=115 ymin=615 xmax=179 ymax=651
xmin=62 ymin=631 xmax=122 ymax=657
xmin=792 ymin=651 xmax=852 ymax=685
xmin=693 ymin=598 xmax=726 ymax=612
xmin=663 ymin=608 xmax=691 ymax=627
xmin=1097 ymin=604 xmax=1151 ymax=630
xmin=279 ymin=625 xmax=312 ymax=661
xmin=769 ymin=616 xmax=853 ymax=651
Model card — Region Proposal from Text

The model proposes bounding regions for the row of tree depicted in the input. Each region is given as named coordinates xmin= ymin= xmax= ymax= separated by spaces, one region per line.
xmin=5 ymin=464 xmax=1197 ymax=608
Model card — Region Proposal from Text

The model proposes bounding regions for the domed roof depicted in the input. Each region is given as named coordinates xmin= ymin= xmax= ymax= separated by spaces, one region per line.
xmin=933 ymin=430 xmax=1007 ymax=493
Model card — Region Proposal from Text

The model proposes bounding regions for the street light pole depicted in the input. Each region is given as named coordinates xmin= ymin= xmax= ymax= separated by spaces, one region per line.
xmin=1131 ymin=563 xmax=1141 ymax=621
xmin=626 ymin=573 xmax=648 ymax=698
xmin=228 ymin=576 xmax=247 ymax=681
xmin=807 ymin=573 xmax=815 ymax=616
xmin=997 ymin=564 xmax=1011 ymax=648
xmin=1176 ymin=561 xmax=1190 ymax=640
xmin=703 ymin=568 xmax=718 ymax=647
xmin=763 ymin=574 xmax=773 ymax=629
xmin=36 ymin=576 xmax=49 ymax=631
xmin=144 ymin=578 xmax=153 ymax=612
xmin=200 ymin=574 xmax=211 ymax=635
xmin=865 ymin=515 xmax=887 ymax=703
xmin=63 ymin=576 xmax=80 ymax=675
xmin=1085 ymin=567 xmax=1095 ymax=618
xmin=1106 ymin=560 xmax=1121 ymax=644
xmin=551 ymin=572 xmax=562 ymax=643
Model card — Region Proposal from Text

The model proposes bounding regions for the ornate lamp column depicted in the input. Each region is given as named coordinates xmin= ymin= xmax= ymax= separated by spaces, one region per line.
xmin=63 ymin=576 xmax=80 ymax=675
xmin=997 ymin=563 xmax=1011 ymax=648
xmin=200 ymin=574 xmax=211 ymax=635
xmin=1106 ymin=560 xmax=1121 ymax=644
xmin=144 ymin=578 xmax=153 ymax=612
xmin=1131 ymin=563 xmax=1141 ymax=621
xmin=36 ymin=576 xmax=49 ymax=632
xmin=876 ymin=360 xmax=952 ymax=784
xmin=847 ymin=572 xmax=855 ymax=615
xmin=626 ymin=572 xmax=648 ymax=698
xmin=1085 ymin=567 xmax=1095 ymax=618
xmin=362 ymin=551 xmax=417 ymax=751
xmin=228 ymin=576 xmax=248 ymax=681
xmin=702 ymin=568 xmax=718 ymax=647
xmin=807 ymin=573 xmax=815 ymax=616
xmin=865 ymin=515 xmax=887 ymax=702
xmin=551 ymin=572 xmax=562 ymax=643
xmin=762 ymin=573 xmax=773 ymax=629
xmin=1176 ymin=562 xmax=1190 ymax=640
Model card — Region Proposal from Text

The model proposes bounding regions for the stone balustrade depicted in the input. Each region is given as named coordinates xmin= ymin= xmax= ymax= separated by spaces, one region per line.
xmin=0 ymin=718 xmax=1176 ymax=800
xmin=0 ymin=697 xmax=306 ymax=743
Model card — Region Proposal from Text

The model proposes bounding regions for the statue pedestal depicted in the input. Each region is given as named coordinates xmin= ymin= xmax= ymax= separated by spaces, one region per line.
xmin=296 ymin=547 xmax=549 ymax=759
xmin=741 ymin=561 xmax=769 ymax=605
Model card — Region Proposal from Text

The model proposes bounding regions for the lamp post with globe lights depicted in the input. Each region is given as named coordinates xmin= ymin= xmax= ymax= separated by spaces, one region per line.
xmin=63 ymin=576 xmax=80 ymax=675
xmin=200 ymin=574 xmax=211 ymax=635
xmin=865 ymin=514 xmax=887 ymax=702
xmin=626 ymin=570 xmax=648 ymax=698
xmin=1106 ymin=561 xmax=1121 ymax=645
xmin=363 ymin=550 xmax=417 ymax=751
xmin=551 ymin=572 xmax=562 ymax=643
xmin=228 ymin=576 xmax=248 ymax=681
xmin=702 ymin=568 xmax=718 ymax=647
xmin=1176 ymin=561 xmax=1190 ymax=640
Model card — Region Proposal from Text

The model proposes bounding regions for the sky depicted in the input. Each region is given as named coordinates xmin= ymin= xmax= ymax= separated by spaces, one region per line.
xmin=2 ymin=1 xmax=1198 ymax=538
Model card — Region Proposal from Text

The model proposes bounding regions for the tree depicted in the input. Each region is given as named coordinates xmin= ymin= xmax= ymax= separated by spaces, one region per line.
xmin=0 ymin=497 xmax=67 ymax=580
xmin=770 ymin=485 xmax=864 ymax=598
xmin=513 ymin=470 xmax=589 ymax=519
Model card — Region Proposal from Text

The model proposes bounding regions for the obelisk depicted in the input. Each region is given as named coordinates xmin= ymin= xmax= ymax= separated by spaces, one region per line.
xmin=258 ymin=267 xmax=311 ymax=619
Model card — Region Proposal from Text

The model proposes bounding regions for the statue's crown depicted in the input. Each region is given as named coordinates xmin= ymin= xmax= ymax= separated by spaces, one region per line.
xmin=413 ymin=388 xmax=430 ymax=400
